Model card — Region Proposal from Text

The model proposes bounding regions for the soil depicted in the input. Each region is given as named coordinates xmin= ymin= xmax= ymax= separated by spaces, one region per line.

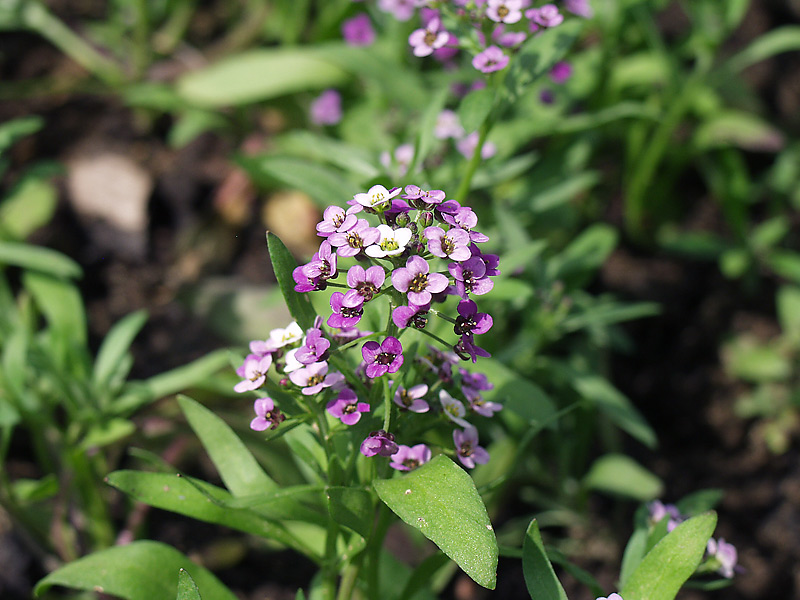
xmin=2 ymin=1 xmax=800 ymax=599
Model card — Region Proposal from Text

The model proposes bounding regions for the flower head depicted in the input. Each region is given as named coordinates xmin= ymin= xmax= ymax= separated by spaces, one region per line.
xmin=409 ymin=17 xmax=450 ymax=57
xmin=391 ymin=255 xmax=449 ymax=305
xmin=453 ymin=426 xmax=490 ymax=468
xmin=310 ymin=89 xmax=342 ymax=125
xmin=434 ymin=110 xmax=465 ymax=140
xmin=394 ymin=384 xmax=430 ymax=413
xmin=362 ymin=337 xmax=404 ymax=378
xmin=472 ymin=45 xmax=509 ymax=73
xmin=550 ymin=61 xmax=573 ymax=84
xmin=361 ymin=430 xmax=398 ymax=457
xmin=378 ymin=0 xmax=416 ymax=21
xmin=486 ymin=0 xmax=523 ymax=24
xmin=342 ymin=14 xmax=375 ymax=46
xmin=353 ymin=184 xmax=402 ymax=212
xmin=235 ymin=354 xmax=273 ymax=393
xmin=327 ymin=388 xmax=370 ymax=425
xmin=328 ymin=291 xmax=364 ymax=328
xmin=527 ymin=4 xmax=563 ymax=28
xmin=424 ymin=226 xmax=471 ymax=261
xmin=289 ymin=361 xmax=344 ymax=395
xmin=392 ymin=303 xmax=430 ymax=330
xmin=329 ymin=219 xmax=380 ymax=257
xmin=390 ymin=444 xmax=432 ymax=471
xmin=317 ymin=205 xmax=357 ymax=237
xmin=706 ymin=538 xmax=738 ymax=579
xmin=250 ymin=397 xmax=285 ymax=431
xmin=565 ymin=0 xmax=593 ymax=18
xmin=596 ymin=595 xmax=623 ymax=600
xmin=344 ymin=264 xmax=385 ymax=306
xmin=365 ymin=224 xmax=413 ymax=258
xmin=439 ymin=390 xmax=470 ymax=427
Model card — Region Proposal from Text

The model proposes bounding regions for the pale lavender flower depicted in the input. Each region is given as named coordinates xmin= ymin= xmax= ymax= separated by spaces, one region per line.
xmin=268 ymin=322 xmax=304 ymax=349
xmin=235 ymin=354 xmax=273 ymax=393
xmin=250 ymin=397 xmax=285 ymax=431
xmin=596 ymin=595 xmax=623 ymax=600
xmin=328 ymin=291 xmax=364 ymax=328
xmin=378 ymin=0 xmax=417 ymax=21
xmin=362 ymin=337 xmax=404 ymax=378
xmin=390 ymin=444 xmax=431 ymax=471
xmin=486 ymin=0 xmax=523 ymax=23
xmin=289 ymin=361 xmax=344 ymax=395
xmin=472 ymin=45 xmax=509 ymax=73
xmin=706 ymin=538 xmax=738 ymax=579
xmin=409 ymin=17 xmax=450 ymax=57
xmin=328 ymin=219 xmax=380 ymax=257
xmin=327 ymin=388 xmax=370 ymax=425
xmin=434 ymin=110 xmax=465 ymax=140
xmin=310 ymin=89 xmax=342 ymax=125
xmin=317 ymin=205 xmax=358 ymax=237
xmin=344 ymin=264 xmax=385 ymax=306
xmin=467 ymin=394 xmax=503 ymax=417
xmin=380 ymin=144 xmax=415 ymax=177
xmin=453 ymin=426 xmax=490 ymax=468
xmin=457 ymin=131 xmax=497 ymax=159
xmin=565 ymin=0 xmax=593 ymax=18
xmin=392 ymin=303 xmax=430 ymax=329
xmin=526 ymin=4 xmax=563 ymax=27
xmin=439 ymin=390 xmax=470 ymax=427
xmin=365 ymin=224 xmax=413 ymax=258
xmin=394 ymin=384 xmax=430 ymax=413
xmin=391 ymin=255 xmax=449 ymax=305
xmin=403 ymin=185 xmax=446 ymax=206
xmin=342 ymin=14 xmax=375 ymax=46
xmin=295 ymin=328 xmax=330 ymax=364
xmin=361 ymin=430 xmax=398 ymax=457
xmin=424 ymin=226 xmax=471 ymax=261
xmin=492 ymin=25 xmax=527 ymax=47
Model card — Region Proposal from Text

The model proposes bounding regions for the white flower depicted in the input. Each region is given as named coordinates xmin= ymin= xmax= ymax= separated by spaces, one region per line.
xmin=439 ymin=390 xmax=470 ymax=428
xmin=365 ymin=225 xmax=413 ymax=258
xmin=269 ymin=321 xmax=303 ymax=349
xmin=283 ymin=347 xmax=303 ymax=373
xmin=353 ymin=184 xmax=401 ymax=210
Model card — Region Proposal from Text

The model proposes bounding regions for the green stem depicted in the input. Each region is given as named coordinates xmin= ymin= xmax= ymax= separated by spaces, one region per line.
xmin=453 ymin=118 xmax=492 ymax=207
xmin=336 ymin=558 xmax=362 ymax=600
xmin=131 ymin=0 xmax=150 ymax=78
xmin=22 ymin=2 xmax=125 ymax=85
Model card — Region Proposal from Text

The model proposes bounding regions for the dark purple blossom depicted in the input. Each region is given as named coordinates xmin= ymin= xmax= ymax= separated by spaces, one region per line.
xmin=326 ymin=388 xmax=370 ymax=425
xmin=360 ymin=430 xmax=398 ymax=457
xmin=453 ymin=426 xmax=490 ymax=469
xmin=449 ymin=257 xmax=494 ymax=298
xmin=391 ymin=255 xmax=449 ymax=306
xmin=455 ymin=299 xmax=493 ymax=336
xmin=250 ymin=397 xmax=285 ymax=431
xmin=527 ymin=4 xmax=563 ymax=27
xmin=362 ymin=337 xmax=404 ymax=378
xmin=390 ymin=444 xmax=431 ymax=471
xmin=454 ymin=334 xmax=491 ymax=363
xmin=549 ymin=61 xmax=573 ymax=84
xmin=392 ymin=303 xmax=429 ymax=329
xmin=235 ymin=354 xmax=273 ymax=393
xmin=342 ymin=14 xmax=375 ymax=46
xmin=328 ymin=291 xmax=364 ymax=328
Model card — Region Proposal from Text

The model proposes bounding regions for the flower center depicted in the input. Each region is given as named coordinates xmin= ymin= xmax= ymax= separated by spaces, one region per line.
xmin=370 ymin=191 xmax=385 ymax=206
xmin=264 ymin=409 xmax=285 ymax=430
xmin=399 ymin=390 xmax=412 ymax=407
xmin=376 ymin=351 xmax=396 ymax=365
xmin=346 ymin=232 xmax=363 ymax=248
xmin=454 ymin=315 xmax=476 ymax=335
xmin=249 ymin=369 xmax=264 ymax=382
xmin=356 ymin=281 xmax=378 ymax=301
xmin=333 ymin=213 xmax=344 ymax=227
xmin=424 ymin=30 xmax=437 ymax=46
xmin=441 ymin=236 xmax=455 ymax=255
xmin=380 ymin=238 xmax=399 ymax=252
xmin=307 ymin=374 xmax=324 ymax=387
xmin=341 ymin=306 xmax=363 ymax=318
xmin=343 ymin=402 xmax=358 ymax=414
xmin=445 ymin=404 xmax=460 ymax=417
xmin=403 ymin=458 xmax=420 ymax=469
xmin=409 ymin=273 xmax=429 ymax=293
xmin=410 ymin=311 xmax=428 ymax=329
xmin=458 ymin=442 xmax=473 ymax=457
xmin=498 ymin=5 xmax=509 ymax=18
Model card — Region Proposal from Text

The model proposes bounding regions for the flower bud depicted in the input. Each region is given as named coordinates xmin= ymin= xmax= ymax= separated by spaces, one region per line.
xmin=395 ymin=212 xmax=410 ymax=227
xmin=419 ymin=211 xmax=433 ymax=227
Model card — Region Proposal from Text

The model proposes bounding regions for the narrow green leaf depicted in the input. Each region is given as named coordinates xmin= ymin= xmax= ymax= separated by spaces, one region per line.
xmin=768 ymin=249 xmax=800 ymax=284
xmin=23 ymin=272 xmax=86 ymax=347
xmin=93 ymin=309 xmax=148 ymax=390
xmin=0 ymin=242 xmax=81 ymax=279
xmin=80 ymin=418 xmax=136 ymax=451
xmin=410 ymin=86 xmax=449 ymax=175
xmin=138 ymin=349 xmax=231 ymax=403
xmin=0 ymin=176 xmax=57 ymax=241
xmin=584 ymin=454 xmax=663 ymax=501
xmin=522 ymin=519 xmax=568 ymax=600
xmin=374 ymin=455 xmax=498 ymax=589
xmin=327 ymin=486 xmax=372 ymax=538
xmin=547 ymin=223 xmax=618 ymax=281
xmin=267 ymin=232 xmax=316 ymax=330
xmin=619 ymin=526 xmax=648 ymax=589
xmin=777 ymin=286 xmax=800 ymax=338
xmin=177 ymin=49 xmax=348 ymax=107
xmin=34 ymin=540 xmax=237 ymax=600
xmin=459 ymin=87 xmax=496 ymax=134
xmin=694 ymin=111 xmax=784 ymax=152
xmin=728 ymin=26 xmax=800 ymax=72
xmin=177 ymin=569 xmax=202 ymax=600
xmin=621 ymin=512 xmax=717 ymax=600
xmin=0 ymin=116 xmax=43 ymax=156
xmin=275 ymin=131 xmax=380 ymax=179
xmin=178 ymin=395 xmax=277 ymax=496
xmin=506 ymin=20 xmax=582 ymax=96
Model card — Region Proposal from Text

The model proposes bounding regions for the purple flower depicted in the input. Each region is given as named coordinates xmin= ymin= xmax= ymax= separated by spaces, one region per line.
xmin=526 ymin=4 xmax=563 ymax=28
xmin=326 ymin=388 xmax=370 ymax=425
xmin=648 ymin=500 xmax=682 ymax=530
xmin=328 ymin=291 xmax=364 ymax=328
xmin=403 ymin=185 xmax=446 ymax=206
xmin=424 ymin=226 xmax=471 ymax=261
xmin=449 ymin=256 xmax=494 ymax=298
xmin=442 ymin=207 xmax=490 ymax=243
xmin=433 ymin=33 xmax=460 ymax=61
xmin=329 ymin=219 xmax=380 ymax=257
xmin=289 ymin=361 xmax=344 ymax=395
xmin=342 ymin=14 xmax=375 ymax=46
xmin=469 ymin=244 xmax=500 ymax=275
xmin=486 ymin=0 xmax=523 ymax=23
xmin=467 ymin=394 xmax=502 ymax=417
xmin=250 ymin=397 xmax=285 ymax=431
xmin=390 ymin=444 xmax=431 ymax=471
xmin=310 ymin=89 xmax=342 ymax=125
xmin=317 ymin=205 xmax=357 ymax=237
xmin=409 ymin=17 xmax=450 ymax=57
xmin=392 ymin=303 xmax=429 ymax=329
xmin=378 ymin=0 xmax=416 ymax=21
xmin=332 ymin=327 xmax=372 ymax=344
xmin=434 ymin=110 xmax=465 ymax=140
xmin=454 ymin=334 xmax=491 ymax=363
xmin=394 ymin=384 xmax=430 ymax=413
xmin=344 ymin=264 xmax=385 ymax=306
xmin=295 ymin=328 xmax=331 ymax=364
xmin=455 ymin=299 xmax=493 ymax=336
xmin=303 ymin=241 xmax=338 ymax=280
xmin=460 ymin=369 xmax=494 ymax=392
xmin=235 ymin=354 xmax=273 ymax=393
xmin=549 ymin=61 xmax=573 ymax=84
xmin=456 ymin=131 xmax=497 ymax=159
xmin=492 ymin=25 xmax=527 ymax=47
xmin=391 ymin=255 xmax=449 ymax=306
xmin=453 ymin=426 xmax=490 ymax=468
xmin=361 ymin=430 xmax=398 ymax=457
xmin=362 ymin=337 xmax=404 ymax=378
xmin=472 ymin=45 xmax=509 ymax=73
xmin=706 ymin=538 xmax=738 ymax=579
xmin=439 ymin=390 xmax=470 ymax=427
xmin=565 ymin=0 xmax=593 ymax=18
xmin=380 ymin=144 xmax=415 ymax=177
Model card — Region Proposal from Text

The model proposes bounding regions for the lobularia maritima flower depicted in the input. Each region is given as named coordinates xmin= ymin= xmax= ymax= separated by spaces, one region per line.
xmin=238 ymin=179 xmax=500 ymax=469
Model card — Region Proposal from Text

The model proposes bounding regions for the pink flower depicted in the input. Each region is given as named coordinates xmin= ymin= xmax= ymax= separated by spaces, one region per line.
xmin=391 ymin=255 xmax=449 ymax=305
xmin=457 ymin=131 xmax=497 ymax=159
xmin=565 ymin=0 xmax=593 ymax=18
xmin=327 ymin=388 xmax=370 ymax=425
xmin=362 ymin=337 xmax=404 ymax=378
xmin=472 ymin=45 xmax=509 ymax=73
xmin=342 ymin=14 xmax=375 ymax=46
xmin=310 ymin=89 xmax=342 ymax=125
xmin=317 ymin=205 xmax=357 ymax=237
xmin=526 ymin=4 xmax=563 ymax=28
xmin=486 ymin=0 xmax=523 ymax=24
xmin=453 ymin=426 xmax=490 ymax=468
xmin=378 ymin=0 xmax=417 ymax=21
xmin=424 ymin=226 xmax=471 ymax=261
xmin=549 ymin=61 xmax=573 ymax=84
xmin=360 ymin=430 xmax=398 ymax=457
xmin=235 ymin=354 xmax=273 ymax=393
xmin=394 ymin=384 xmax=430 ymax=413
xmin=289 ymin=361 xmax=344 ymax=395
xmin=390 ymin=444 xmax=431 ymax=471
xmin=408 ymin=17 xmax=450 ymax=57
xmin=250 ymin=397 xmax=285 ymax=431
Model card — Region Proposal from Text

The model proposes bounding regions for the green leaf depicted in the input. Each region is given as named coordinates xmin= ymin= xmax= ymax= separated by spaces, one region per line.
xmin=178 ymin=395 xmax=277 ymax=496
xmin=93 ymin=309 xmax=148 ymax=391
xmin=547 ymin=224 xmax=618 ymax=281
xmin=459 ymin=87 xmax=496 ymax=134
xmin=619 ymin=525 xmax=648 ymax=589
xmin=374 ymin=455 xmax=498 ymax=589
xmin=694 ymin=111 xmax=784 ymax=152
xmin=23 ymin=271 xmax=86 ymax=347
xmin=522 ymin=519 xmax=568 ymax=600
xmin=80 ymin=418 xmax=136 ymax=451
xmin=506 ymin=20 xmax=582 ymax=96
xmin=177 ymin=48 xmax=348 ymax=107
xmin=138 ymin=349 xmax=231 ymax=404
xmin=768 ymin=249 xmax=800 ymax=284
xmin=239 ymin=155 xmax=360 ymax=208
xmin=584 ymin=454 xmax=663 ymax=501
xmin=275 ymin=132 xmax=380 ymax=180
xmin=728 ymin=26 xmax=800 ymax=72
xmin=410 ymin=86 xmax=449 ymax=175
xmin=620 ymin=512 xmax=718 ymax=600
xmin=0 ymin=116 xmax=43 ymax=156
xmin=0 ymin=176 xmax=57 ymax=241
xmin=0 ymin=241 xmax=81 ymax=279
xmin=12 ymin=474 xmax=58 ymax=503
xmin=34 ymin=540 xmax=237 ymax=600
xmin=572 ymin=375 xmax=657 ymax=448
xmin=724 ymin=338 xmax=790 ymax=382
xmin=267 ymin=232 xmax=316 ymax=330
xmin=777 ymin=286 xmax=800 ymax=338
xmin=169 ymin=110 xmax=228 ymax=148
xmin=177 ymin=569 xmax=202 ymax=600
xmin=327 ymin=486 xmax=372 ymax=538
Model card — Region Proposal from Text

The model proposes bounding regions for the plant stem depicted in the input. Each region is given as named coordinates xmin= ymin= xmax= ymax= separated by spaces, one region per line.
xmin=453 ymin=118 xmax=492 ymax=207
